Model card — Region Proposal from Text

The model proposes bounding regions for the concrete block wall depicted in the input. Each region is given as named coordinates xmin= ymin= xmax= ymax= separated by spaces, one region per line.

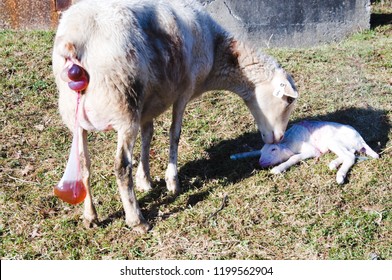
xmin=0 ymin=0 xmax=371 ymax=48
xmin=200 ymin=0 xmax=371 ymax=47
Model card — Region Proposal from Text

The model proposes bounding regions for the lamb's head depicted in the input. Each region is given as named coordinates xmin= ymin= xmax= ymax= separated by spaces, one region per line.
xmin=259 ymin=143 xmax=294 ymax=167
xmin=245 ymin=65 xmax=298 ymax=144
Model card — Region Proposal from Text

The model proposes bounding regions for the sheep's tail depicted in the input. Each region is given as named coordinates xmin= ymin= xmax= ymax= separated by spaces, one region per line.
xmin=54 ymin=37 xmax=80 ymax=61
xmin=53 ymin=1 xmax=93 ymax=62
xmin=362 ymin=142 xmax=379 ymax=159
xmin=56 ymin=38 xmax=77 ymax=58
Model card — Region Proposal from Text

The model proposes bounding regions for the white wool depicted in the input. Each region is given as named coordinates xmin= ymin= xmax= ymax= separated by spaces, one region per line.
xmin=259 ymin=121 xmax=379 ymax=184
xmin=53 ymin=0 xmax=299 ymax=231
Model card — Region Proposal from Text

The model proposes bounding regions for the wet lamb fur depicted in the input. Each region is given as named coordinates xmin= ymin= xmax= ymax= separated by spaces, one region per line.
xmin=52 ymin=0 xmax=298 ymax=232
xmin=259 ymin=121 xmax=379 ymax=184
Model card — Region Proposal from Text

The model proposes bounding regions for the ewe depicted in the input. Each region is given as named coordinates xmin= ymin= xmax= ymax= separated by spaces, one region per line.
xmin=53 ymin=0 xmax=298 ymax=232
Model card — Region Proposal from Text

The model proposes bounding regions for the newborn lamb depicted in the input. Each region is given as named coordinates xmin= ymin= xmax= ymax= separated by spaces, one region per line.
xmin=259 ymin=121 xmax=379 ymax=184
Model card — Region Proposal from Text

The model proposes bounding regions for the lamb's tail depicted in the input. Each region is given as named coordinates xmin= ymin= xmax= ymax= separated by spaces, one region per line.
xmin=362 ymin=142 xmax=379 ymax=159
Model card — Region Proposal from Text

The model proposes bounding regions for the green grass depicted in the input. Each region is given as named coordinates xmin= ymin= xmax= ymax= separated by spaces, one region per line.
xmin=1 ymin=8 xmax=391 ymax=259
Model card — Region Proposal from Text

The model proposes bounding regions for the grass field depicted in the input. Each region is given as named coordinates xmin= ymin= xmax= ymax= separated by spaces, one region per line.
xmin=1 ymin=3 xmax=391 ymax=260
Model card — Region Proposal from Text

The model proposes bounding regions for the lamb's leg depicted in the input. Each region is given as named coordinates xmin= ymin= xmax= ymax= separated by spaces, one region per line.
xmin=329 ymin=144 xmax=355 ymax=184
xmin=165 ymin=100 xmax=187 ymax=194
xmin=328 ymin=157 xmax=343 ymax=170
xmin=271 ymin=151 xmax=316 ymax=174
xmin=115 ymin=126 xmax=150 ymax=233
xmin=362 ymin=142 xmax=379 ymax=159
xmin=79 ymin=128 xmax=98 ymax=228
xmin=135 ymin=121 xmax=153 ymax=192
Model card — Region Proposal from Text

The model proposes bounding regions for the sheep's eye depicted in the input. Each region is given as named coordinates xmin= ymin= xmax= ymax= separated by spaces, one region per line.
xmin=286 ymin=96 xmax=295 ymax=105
xmin=271 ymin=148 xmax=277 ymax=152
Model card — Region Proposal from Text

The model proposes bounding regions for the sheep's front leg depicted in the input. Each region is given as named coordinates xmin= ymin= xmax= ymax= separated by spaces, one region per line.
xmin=79 ymin=128 xmax=98 ymax=228
xmin=115 ymin=126 xmax=150 ymax=233
xmin=271 ymin=151 xmax=315 ymax=174
xmin=135 ymin=121 xmax=153 ymax=192
xmin=165 ymin=100 xmax=187 ymax=194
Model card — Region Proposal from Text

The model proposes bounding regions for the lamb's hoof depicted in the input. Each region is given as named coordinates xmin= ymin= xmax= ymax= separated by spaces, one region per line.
xmin=135 ymin=176 xmax=153 ymax=192
xmin=270 ymin=167 xmax=282 ymax=174
xmin=336 ymin=174 xmax=345 ymax=185
xmin=165 ymin=177 xmax=180 ymax=195
xmin=328 ymin=162 xmax=338 ymax=170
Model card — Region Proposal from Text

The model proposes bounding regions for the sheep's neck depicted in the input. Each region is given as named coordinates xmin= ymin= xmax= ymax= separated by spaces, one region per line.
xmin=205 ymin=37 xmax=271 ymax=99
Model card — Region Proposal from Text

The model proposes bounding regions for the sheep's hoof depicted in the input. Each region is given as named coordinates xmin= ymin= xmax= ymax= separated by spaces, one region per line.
xmin=165 ymin=177 xmax=180 ymax=195
xmin=125 ymin=214 xmax=151 ymax=233
xmin=135 ymin=176 xmax=153 ymax=192
xmin=130 ymin=221 xmax=151 ymax=234
xmin=83 ymin=217 xmax=99 ymax=229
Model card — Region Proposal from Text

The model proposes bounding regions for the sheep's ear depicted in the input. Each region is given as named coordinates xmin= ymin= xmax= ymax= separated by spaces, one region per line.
xmin=273 ymin=83 xmax=285 ymax=98
xmin=273 ymin=83 xmax=298 ymax=99
xmin=284 ymin=84 xmax=298 ymax=98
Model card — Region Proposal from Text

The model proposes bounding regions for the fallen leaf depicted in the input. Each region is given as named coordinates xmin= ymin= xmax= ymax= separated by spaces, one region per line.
xmin=30 ymin=226 xmax=42 ymax=239
xmin=21 ymin=163 xmax=34 ymax=176
xmin=34 ymin=124 xmax=45 ymax=131
xmin=14 ymin=150 xmax=22 ymax=159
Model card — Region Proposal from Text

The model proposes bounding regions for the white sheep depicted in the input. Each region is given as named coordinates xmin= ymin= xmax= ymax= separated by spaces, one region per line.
xmin=259 ymin=121 xmax=379 ymax=184
xmin=52 ymin=0 xmax=298 ymax=232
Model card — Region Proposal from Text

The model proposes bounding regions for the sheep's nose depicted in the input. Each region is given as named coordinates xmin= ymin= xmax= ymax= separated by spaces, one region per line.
xmin=273 ymin=132 xmax=284 ymax=143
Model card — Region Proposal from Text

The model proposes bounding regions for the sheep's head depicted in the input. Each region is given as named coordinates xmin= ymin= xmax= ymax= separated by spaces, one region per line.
xmin=246 ymin=67 xmax=298 ymax=144
xmin=259 ymin=143 xmax=294 ymax=167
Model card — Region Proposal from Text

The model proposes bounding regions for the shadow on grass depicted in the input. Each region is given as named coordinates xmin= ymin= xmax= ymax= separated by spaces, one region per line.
xmin=370 ymin=0 xmax=392 ymax=28
xmin=178 ymin=106 xmax=389 ymax=186
xmin=371 ymin=13 xmax=392 ymax=28
xmin=102 ymin=107 xmax=390 ymax=227
xmin=370 ymin=0 xmax=392 ymax=29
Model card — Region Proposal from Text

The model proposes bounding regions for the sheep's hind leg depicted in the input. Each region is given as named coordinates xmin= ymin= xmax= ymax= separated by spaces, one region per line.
xmin=80 ymin=129 xmax=99 ymax=228
xmin=115 ymin=126 xmax=150 ymax=233
xmin=165 ymin=99 xmax=188 ymax=194
xmin=135 ymin=121 xmax=153 ymax=192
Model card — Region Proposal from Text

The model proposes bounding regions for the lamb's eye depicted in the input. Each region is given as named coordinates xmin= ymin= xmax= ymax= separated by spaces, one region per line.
xmin=271 ymin=148 xmax=277 ymax=152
